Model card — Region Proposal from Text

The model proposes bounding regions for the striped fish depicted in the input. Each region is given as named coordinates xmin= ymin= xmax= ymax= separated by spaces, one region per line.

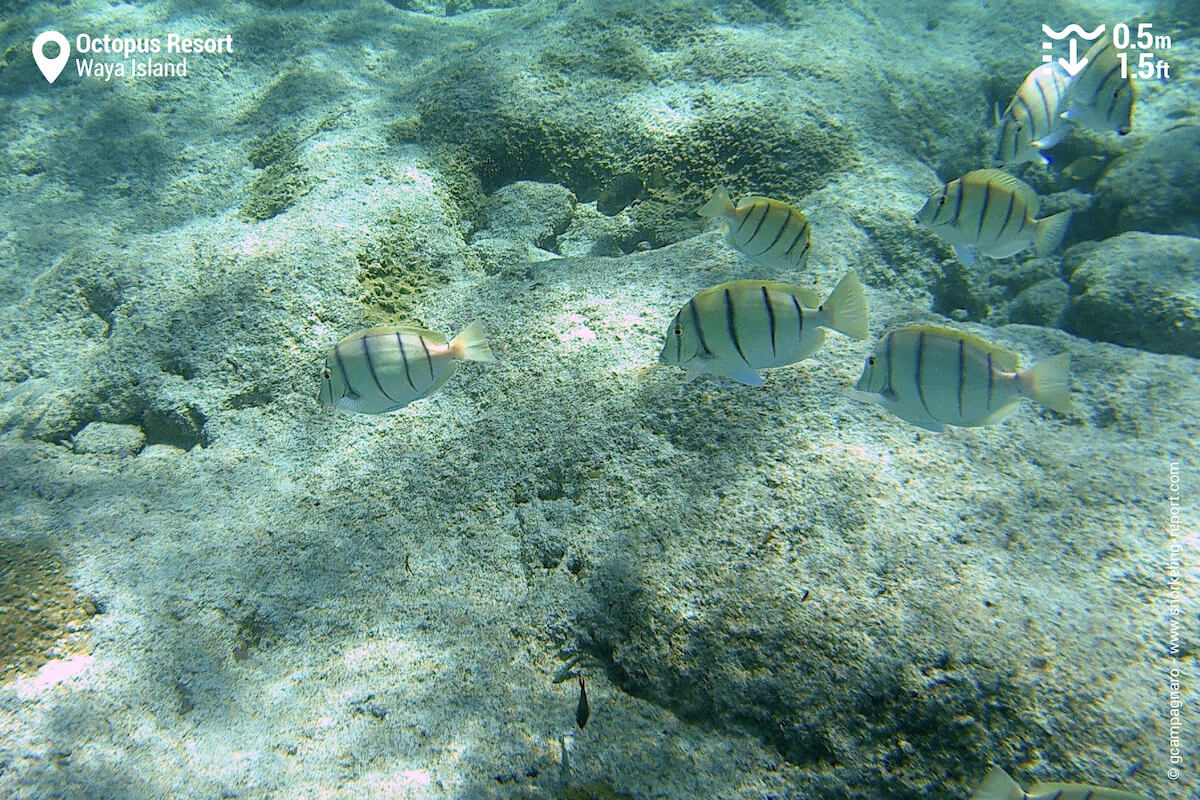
xmin=914 ymin=169 xmax=1071 ymax=265
xmin=994 ymin=62 xmax=1072 ymax=166
xmin=318 ymin=321 xmax=493 ymax=414
xmin=1060 ymin=31 xmax=1135 ymax=135
xmin=659 ymin=270 xmax=868 ymax=386
xmin=970 ymin=767 xmax=1146 ymax=800
xmin=849 ymin=325 xmax=1072 ymax=431
xmin=698 ymin=188 xmax=812 ymax=270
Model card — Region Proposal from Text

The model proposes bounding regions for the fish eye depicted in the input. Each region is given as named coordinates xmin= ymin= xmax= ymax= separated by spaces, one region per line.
xmin=938 ymin=196 xmax=946 ymax=206
xmin=323 ymin=368 xmax=331 ymax=381
xmin=867 ymin=356 xmax=876 ymax=366
xmin=674 ymin=324 xmax=683 ymax=337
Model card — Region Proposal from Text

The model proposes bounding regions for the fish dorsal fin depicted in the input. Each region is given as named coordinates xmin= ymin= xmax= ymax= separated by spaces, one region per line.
xmin=755 ymin=280 xmax=821 ymax=308
xmin=966 ymin=169 xmax=1039 ymax=211
xmin=706 ymin=280 xmax=822 ymax=309
xmin=361 ymin=324 xmax=447 ymax=345
xmin=793 ymin=287 xmax=822 ymax=308
xmin=905 ymin=324 xmax=1021 ymax=371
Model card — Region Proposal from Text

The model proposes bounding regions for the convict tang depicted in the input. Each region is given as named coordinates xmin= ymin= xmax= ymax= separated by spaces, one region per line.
xmin=659 ymin=270 xmax=868 ymax=386
xmin=318 ymin=321 xmax=493 ymax=414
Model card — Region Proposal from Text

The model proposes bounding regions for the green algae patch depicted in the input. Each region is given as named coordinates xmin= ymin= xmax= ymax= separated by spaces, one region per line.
xmin=1 ymin=539 xmax=97 ymax=683
xmin=247 ymin=129 xmax=300 ymax=170
xmin=355 ymin=211 xmax=463 ymax=325
xmin=239 ymin=150 xmax=311 ymax=222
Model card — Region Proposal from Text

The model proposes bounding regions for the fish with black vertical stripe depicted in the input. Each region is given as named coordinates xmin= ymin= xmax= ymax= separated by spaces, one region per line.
xmin=849 ymin=324 xmax=1073 ymax=432
xmin=658 ymin=270 xmax=868 ymax=386
xmin=994 ymin=62 xmax=1072 ymax=166
xmin=1059 ymin=30 xmax=1136 ymax=136
xmin=318 ymin=321 xmax=493 ymax=414
xmin=914 ymin=169 xmax=1071 ymax=266
xmin=698 ymin=188 xmax=813 ymax=270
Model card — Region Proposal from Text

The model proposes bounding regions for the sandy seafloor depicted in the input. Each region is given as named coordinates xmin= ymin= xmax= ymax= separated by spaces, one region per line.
xmin=0 ymin=0 xmax=1198 ymax=798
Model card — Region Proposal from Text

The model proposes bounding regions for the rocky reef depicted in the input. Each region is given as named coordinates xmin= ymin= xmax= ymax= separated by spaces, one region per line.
xmin=0 ymin=1 xmax=1194 ymax=798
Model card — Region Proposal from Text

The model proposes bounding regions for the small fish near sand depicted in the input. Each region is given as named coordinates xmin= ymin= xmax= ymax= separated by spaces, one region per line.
xmin=914 ymin=169 xmax=1071 ymax=266
xmin=1060 ymin=31 xmax=1136 ymax=136
xmin=659 ymin=270 xmax=868 ymax=387
xmin=849 ymin=324 xmax=1073 ymax=432
xmin=575 ymin=675 xmax=590 ymax=729
xmin=970 ymin=766 xmax=1146 ymax=800
xmin=698 ymin=188 xmax=813 ymax=270
xmin=994 ymin=62 xmax=1072 ymax=166
xmin=318 ymin=321 xmax=493 ymax=414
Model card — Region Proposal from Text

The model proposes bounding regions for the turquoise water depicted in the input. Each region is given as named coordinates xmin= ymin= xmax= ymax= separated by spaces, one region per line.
xmin=0 ymin=1 xmax=1196 ymax=798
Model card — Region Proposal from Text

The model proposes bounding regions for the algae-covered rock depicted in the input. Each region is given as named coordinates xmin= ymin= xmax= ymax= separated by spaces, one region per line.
xmin=1094 ymin=125 xmax=1200 ymax=238
xmin=479 ymin=181 xmax=577 ymax=250
xmin=559 ymin=203 xmax=640 ymax=257
xmin=71 ymin=422 xmax=147 ymax=456
xmin=470 ymin=236 xmax=557 ymax=277
xmin=1064 ymin=233 xmax=1200 ymax=357
xmin=355 ymin=190 xmax=476 ymax=322
xmin=239 ymin=156 xmax=311 ymax=222
xmin=0 ymin=538 xmax=97 ymax=681
xmin=1007 ymin=278 xmax=1069 ymax=328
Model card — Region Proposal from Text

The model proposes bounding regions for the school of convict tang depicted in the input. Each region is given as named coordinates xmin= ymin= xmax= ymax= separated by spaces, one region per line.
xmin=311 ymin=26 xmax=1154 ymax=798
xmin=319 ymin=27 xmax=1138 ymax=433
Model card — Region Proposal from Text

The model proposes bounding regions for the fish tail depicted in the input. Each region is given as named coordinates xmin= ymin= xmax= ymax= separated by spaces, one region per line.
xmin=820 ymin=270 xmax=869 ymax=340
xmin=1033 ymin=210 xmax=1071 ymax=256
xmin=1020 ymin=352 xmax=1073 ymax=415
xmin=449 ymin=321 xmax=494 ymax=362
xmin=698 ymin=187 xmax=734 ymax=217
xmin=972 ymin=768 xmax=1026 ymax=800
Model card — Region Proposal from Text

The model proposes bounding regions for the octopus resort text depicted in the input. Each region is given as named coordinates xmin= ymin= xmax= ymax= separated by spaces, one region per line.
xmin=72 ymin=33 xmax=232 ymax=81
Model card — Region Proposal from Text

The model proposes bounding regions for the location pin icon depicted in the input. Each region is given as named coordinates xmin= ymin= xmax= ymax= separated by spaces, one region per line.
xmin=32 ymin=31 xmax=70 ymax=84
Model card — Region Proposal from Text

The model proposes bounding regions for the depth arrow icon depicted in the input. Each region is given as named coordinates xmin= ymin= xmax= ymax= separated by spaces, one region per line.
xmin=1058 ymin=38 xmax=1088 ymax=76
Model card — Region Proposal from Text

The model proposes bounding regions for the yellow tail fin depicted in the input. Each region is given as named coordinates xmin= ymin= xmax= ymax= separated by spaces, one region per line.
xmin=1034 ymin=210 xmax=1071 ymax=256
xmin=820 ymin=270 xmax=869 ymax=340
xmin=450 ymin=321 xmax=494 ymax=362
xmin=970 ymin=768 xmax=1026 ymax=800
xmin=698 ymin=187 xmax=734 ymax=218
xmin=1020 ymin=352 xmax=1073 ymax=415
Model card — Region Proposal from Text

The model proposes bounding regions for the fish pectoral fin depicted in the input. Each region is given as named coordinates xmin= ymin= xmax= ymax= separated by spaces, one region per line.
xmin=335 ymin=394 xmax=368 ymax=413
xmin=1030 ymin=126 xmax=1070 ymax=150
xmin=682 ymin=356 xmax=717 ymax=382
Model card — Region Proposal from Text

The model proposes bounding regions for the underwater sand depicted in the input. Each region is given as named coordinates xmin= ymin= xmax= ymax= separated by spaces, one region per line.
xmin=0 ymin=1 xmax=1197 ymax=798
